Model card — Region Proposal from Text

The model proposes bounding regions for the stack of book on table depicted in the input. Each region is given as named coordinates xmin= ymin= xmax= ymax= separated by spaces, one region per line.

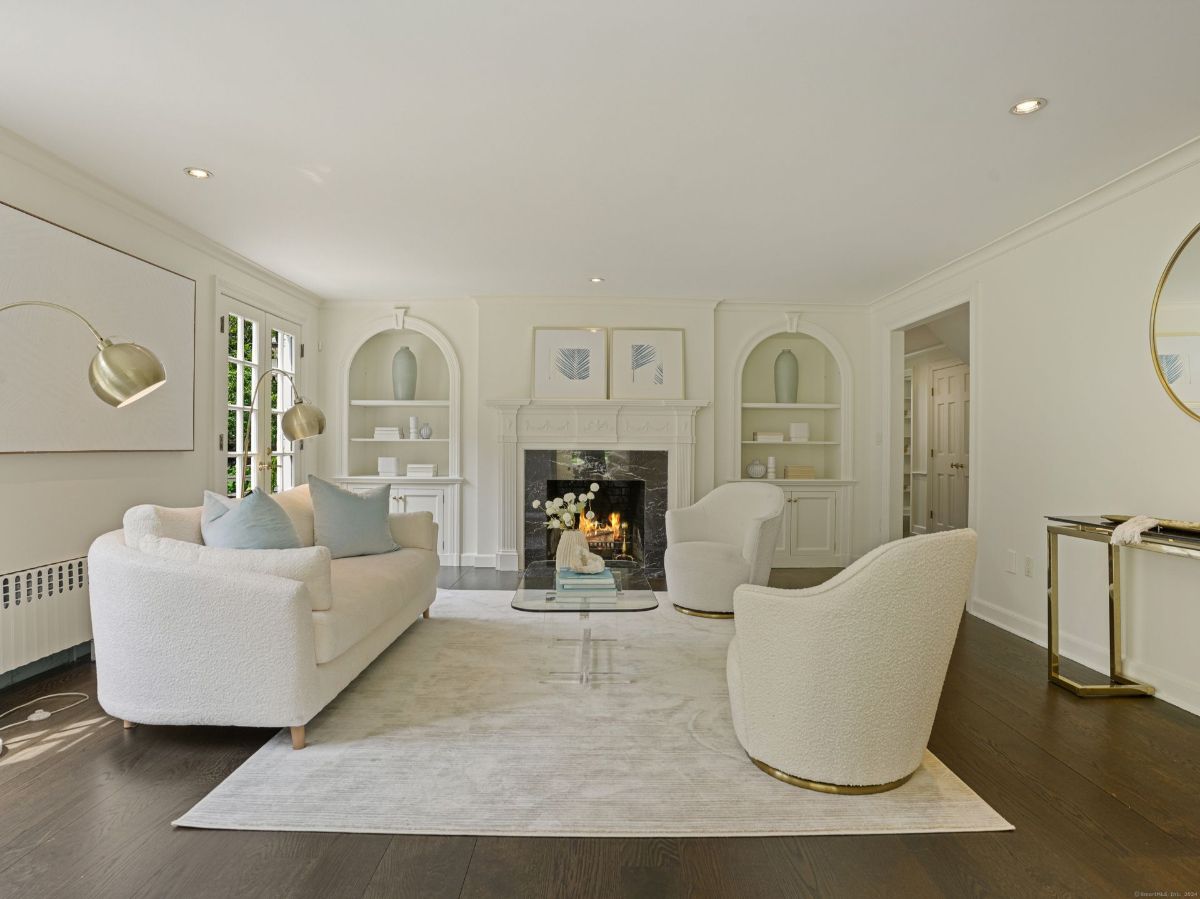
xmin=784 ymin=465 xmax=816 ymax=479
xmin=554 ymin=567 xmax=617 ymax=601
xmin=752 ymin=431 xmax=785 ymax=443
xmin=406 ymin=463 xmax=437 ymax=478
xmin=374 ymin=426 xmax=402 ymax=440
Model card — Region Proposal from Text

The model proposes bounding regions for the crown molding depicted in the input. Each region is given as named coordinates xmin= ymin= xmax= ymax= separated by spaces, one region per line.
xmin=715 ymin=298 xmax=867 ymax=313
xmin=0 ymin=127 xmax=326 ymax=309
xmin=470 ymin=295 xmax=720 ymax=309
xmin=871 ymin=133 xmax=1200 ymax=309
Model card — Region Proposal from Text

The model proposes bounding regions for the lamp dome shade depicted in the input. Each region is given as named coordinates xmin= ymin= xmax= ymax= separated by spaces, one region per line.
xmin=88 ymin=340 xmax=167 ymax=408
xmin=281 ymin=400 xmax=326 ymax=442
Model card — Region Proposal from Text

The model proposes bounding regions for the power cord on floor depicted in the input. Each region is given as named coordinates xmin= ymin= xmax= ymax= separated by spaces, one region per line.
xmin=0 ymin=692 xmax=90 ymax=756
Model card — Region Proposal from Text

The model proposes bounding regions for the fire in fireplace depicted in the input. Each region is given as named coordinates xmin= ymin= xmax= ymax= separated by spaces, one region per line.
xmin=547 ymin=479 xmax=645 ymax=564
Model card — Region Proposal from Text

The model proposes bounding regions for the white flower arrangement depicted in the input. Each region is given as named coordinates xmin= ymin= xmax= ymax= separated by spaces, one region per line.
xmin=532 ymin=485 xmax=600 ymax=531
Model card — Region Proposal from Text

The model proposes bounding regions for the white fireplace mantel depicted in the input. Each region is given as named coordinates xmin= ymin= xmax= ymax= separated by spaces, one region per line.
xmin=487 ymin=398 xmax=709 ymax=570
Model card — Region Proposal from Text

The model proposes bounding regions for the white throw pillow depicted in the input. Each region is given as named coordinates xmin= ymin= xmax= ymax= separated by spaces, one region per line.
xmin=123 ymin=504 xmax=203 ymax=548
xmin=274 ymin=484 xmax=316 ymax=547
xmin=139 ymin=534 xmax=334 ymax=612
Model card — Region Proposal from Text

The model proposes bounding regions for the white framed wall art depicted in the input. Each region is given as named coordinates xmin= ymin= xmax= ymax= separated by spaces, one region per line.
xmin=610 ymin=328 xmax=684 ymax=400
xmin=531 ymin=327 xmax=608 ymax=399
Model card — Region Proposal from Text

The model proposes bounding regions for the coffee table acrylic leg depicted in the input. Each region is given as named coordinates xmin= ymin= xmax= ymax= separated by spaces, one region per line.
xmin=542 ymin=611 xmax=632 ymax=686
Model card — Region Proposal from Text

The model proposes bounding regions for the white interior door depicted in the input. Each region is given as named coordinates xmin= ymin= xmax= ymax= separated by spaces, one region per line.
xmin=217 ymin=295 xmax=304 ymax=497
xmin=929 ymin=362 xmax=969 ymax=531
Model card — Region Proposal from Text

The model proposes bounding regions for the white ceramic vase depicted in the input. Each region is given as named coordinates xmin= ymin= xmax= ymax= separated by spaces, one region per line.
xmin=555 ymin=528 xmax=589 ymax=570
xmin=392 ymin=346 xmax=417 ymax=401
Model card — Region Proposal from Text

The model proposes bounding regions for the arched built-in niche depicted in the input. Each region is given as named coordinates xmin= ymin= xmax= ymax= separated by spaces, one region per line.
xmin=731 ymin=319 xmax=853 ymax=483
xmin=338 ymin=311 xmax=462 ymax=479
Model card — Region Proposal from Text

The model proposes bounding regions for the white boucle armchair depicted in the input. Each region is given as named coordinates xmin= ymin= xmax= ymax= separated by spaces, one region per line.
xmin=87 ymin=485 xmax=439 ymax=749
xmin=727 ymin=528 xmax=977 ymax=793
xmin=663 ymin=482 xmax=785 ymax=618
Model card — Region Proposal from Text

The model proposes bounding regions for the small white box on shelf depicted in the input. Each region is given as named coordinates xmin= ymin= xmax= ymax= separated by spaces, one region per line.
xmin=789 ymin=422 xmax=810 ymax=442
xmin=378 ymin=456 xmax=399 ymax=476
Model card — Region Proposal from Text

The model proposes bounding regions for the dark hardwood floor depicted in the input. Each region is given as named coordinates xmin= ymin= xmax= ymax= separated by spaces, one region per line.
xmin=0 ymin=566 xmax=1197 ymax=898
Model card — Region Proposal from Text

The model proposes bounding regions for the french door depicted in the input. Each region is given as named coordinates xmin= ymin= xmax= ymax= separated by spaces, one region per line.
xmin=218 ymin=295 xmax=304 ymax=497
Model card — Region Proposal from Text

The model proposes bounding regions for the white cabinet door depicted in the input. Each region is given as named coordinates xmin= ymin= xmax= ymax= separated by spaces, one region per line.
xmin=773 ymin=487 xmax=845 ymax=567
xmin=789 ymin=489 xmax=838 ymax=558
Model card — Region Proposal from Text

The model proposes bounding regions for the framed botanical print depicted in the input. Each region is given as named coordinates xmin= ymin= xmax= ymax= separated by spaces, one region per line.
xmin=532 ymin=327 xmax=608 ymax=399
xmin=610 ymin=328 xmax=685 ymax=399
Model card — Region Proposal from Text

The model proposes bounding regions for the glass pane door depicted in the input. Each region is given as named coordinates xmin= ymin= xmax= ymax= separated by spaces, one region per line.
xmin=219 ymin=296 xmax=303 ymax=498
xmin=225 ymin=307 xmax=262 ymax=498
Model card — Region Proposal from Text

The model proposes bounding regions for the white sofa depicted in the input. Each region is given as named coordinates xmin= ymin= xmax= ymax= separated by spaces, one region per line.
xmin=87 ymin=484 xmax=439 ymax=749
xmin=663 ymin=482 xmax=785 ymax=617
xmin=726 ymin=529 xmax=977 ymax=793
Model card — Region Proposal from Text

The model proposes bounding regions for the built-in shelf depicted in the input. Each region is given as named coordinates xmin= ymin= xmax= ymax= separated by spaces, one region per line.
xmin=351 ymin=437 xmax=451 ymax=443
xmin=741 ymin=402 xmax=839 ymax=410
xmin=338 ymin=475 xmax=464 ymax=484
xmin=739 ymin=478 xmax=856 ymax=485
xmin=741 ymin=440 xmax=839 ymax=445
xmin=350 ymin=399 xmax=450 ymax=407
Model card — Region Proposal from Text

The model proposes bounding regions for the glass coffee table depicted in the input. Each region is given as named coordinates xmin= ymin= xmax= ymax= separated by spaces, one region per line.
xmin=512 ymin=560 xmax=658 ymax=685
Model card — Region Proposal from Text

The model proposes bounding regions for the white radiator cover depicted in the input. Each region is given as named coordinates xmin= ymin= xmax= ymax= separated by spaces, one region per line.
xmin=0 ymin=557 xmax=92 ymax=675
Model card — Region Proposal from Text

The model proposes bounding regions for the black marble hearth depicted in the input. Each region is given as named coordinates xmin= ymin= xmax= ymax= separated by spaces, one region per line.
xmin=524 ymin=449 xmax=669 ymax=574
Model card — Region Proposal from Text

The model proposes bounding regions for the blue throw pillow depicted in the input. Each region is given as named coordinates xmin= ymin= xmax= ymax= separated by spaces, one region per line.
xmin=201 ymin=490 xmax=302 ymax=550
xmin=308 ymin=476 xmax=399 ymax=559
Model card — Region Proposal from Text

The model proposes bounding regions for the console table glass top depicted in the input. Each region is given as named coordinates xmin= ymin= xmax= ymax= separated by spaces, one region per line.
xmin=1046 ymin=515 xmax=1200 ymax=553
xmin=511 ymin=560 xmax=659 ymax=613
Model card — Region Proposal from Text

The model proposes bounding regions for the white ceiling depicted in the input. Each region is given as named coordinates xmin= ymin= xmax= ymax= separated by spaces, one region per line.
xmin=2 ymin=2 xmax=1200 ymax=304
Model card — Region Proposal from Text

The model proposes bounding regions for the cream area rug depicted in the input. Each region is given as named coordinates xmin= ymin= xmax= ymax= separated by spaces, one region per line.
xmin=175 ymin=590 xmax=1012 ymax=836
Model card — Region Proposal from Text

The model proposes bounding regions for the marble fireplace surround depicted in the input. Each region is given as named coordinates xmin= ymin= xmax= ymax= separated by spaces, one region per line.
xmin=488 ymin=399 xmax=709 ymax=571
xmin=527 ymin=452 xmax=666 ymax=573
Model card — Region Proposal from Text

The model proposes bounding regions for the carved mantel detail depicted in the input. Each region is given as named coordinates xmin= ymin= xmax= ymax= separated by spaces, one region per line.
xmin=486 ymin=398 xmax=709 ymax=571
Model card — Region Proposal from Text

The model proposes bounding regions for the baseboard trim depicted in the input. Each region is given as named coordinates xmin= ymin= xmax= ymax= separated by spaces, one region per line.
xmin=457 ymin=553 xmax=497 ymax=569
xmin=967 ymin=596 xmax=1200 ymax=717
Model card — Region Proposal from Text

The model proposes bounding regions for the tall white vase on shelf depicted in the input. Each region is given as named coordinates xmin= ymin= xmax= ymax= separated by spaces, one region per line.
xmin=555 ymin=529 xmax=589 ymax=571
xmin=392 ymin=346 xmax=417 ymax=401
xmin=774 ymin=349 xmax=798 ymax=404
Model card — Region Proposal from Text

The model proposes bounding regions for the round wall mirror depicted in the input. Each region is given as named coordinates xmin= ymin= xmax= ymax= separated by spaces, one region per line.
xmin=1151 ymin=222 xmax=1200 ymax=421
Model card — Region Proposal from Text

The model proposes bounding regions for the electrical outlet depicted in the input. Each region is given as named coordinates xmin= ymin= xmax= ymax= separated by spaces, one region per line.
xmin=1024 ymin=556 xmax=1034 ymax=578
xmin=1005 ymin=550 xmax=1017 ymax=574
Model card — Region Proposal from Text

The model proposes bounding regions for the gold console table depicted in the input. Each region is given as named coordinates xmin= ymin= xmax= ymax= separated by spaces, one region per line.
xmin=1042 ymin=516 xmax=1194 ymax=698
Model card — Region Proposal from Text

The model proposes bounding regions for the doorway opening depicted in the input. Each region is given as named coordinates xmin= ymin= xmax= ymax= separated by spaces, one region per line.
xmin=898 ymin=303 xmax=970 ymax=537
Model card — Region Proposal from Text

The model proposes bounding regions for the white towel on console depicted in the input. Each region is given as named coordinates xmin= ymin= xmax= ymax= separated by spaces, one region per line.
xmin=1111 ymin=515 xmax=1159 ymax=545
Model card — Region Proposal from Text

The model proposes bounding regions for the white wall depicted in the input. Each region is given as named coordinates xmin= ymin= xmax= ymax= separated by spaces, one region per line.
xmin=0 ymin=130 xmax=322 ymax=575
xmin=871 ymin=139 xmax=1200 ymax=714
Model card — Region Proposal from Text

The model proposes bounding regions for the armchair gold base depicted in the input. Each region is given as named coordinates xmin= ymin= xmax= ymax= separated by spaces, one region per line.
xmin=749 ymin=756 xmax=915 ymax=795
xmin=672 ymin=603 xmax=734 ymax=619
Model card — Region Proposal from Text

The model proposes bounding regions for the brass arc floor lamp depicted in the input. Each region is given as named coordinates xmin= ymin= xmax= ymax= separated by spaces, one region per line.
xmin=240 ymin=368 xmax=326 ymax=493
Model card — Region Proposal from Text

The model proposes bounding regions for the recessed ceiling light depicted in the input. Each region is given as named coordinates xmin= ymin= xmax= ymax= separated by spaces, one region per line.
xmin=1009 ymin=98 xmax=1047 ymax=116
xmin=183 ymin=167 xmax=214 ymax=179
xmin=590 ymin=277 xmax=605 ymax=283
